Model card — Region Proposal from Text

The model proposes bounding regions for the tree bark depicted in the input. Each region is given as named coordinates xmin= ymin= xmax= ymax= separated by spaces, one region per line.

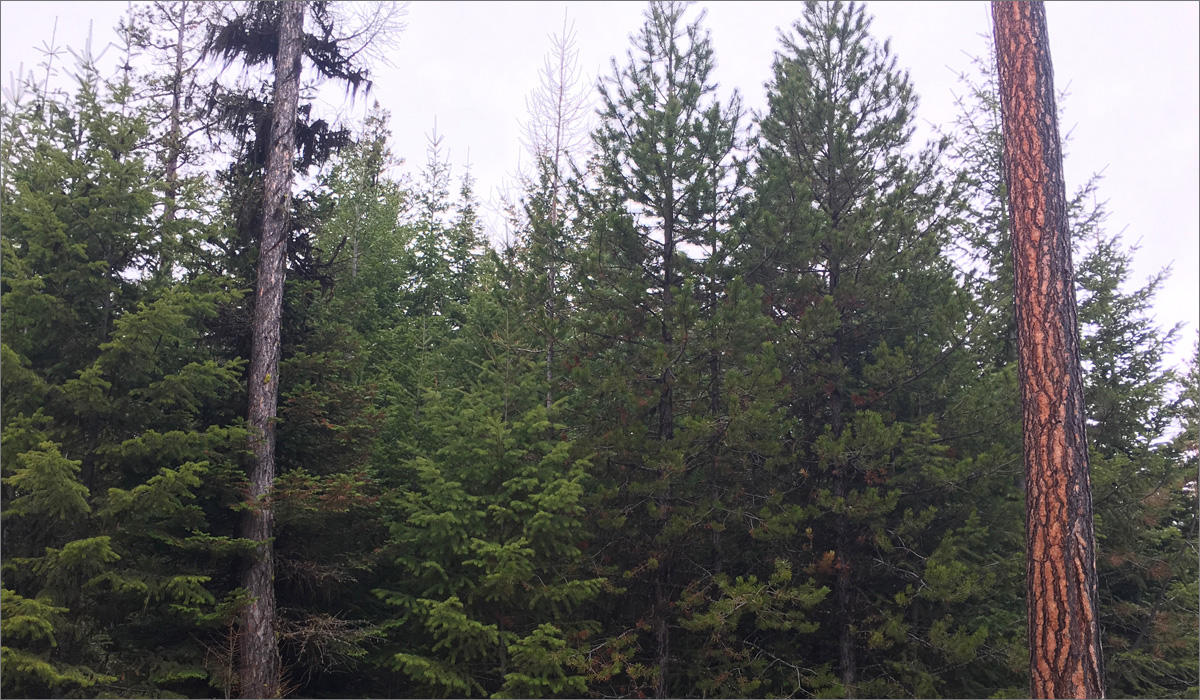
xmin=162 ymin=0 xmax=188 ymax=228
xmin=991 ymin=3 xmax=1105 ymax=698
xmin=240 ymin=2 xmax=304 ymax=697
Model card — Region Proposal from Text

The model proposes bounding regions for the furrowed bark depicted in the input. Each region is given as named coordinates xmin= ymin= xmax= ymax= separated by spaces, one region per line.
xmin=991 ymin=3 xmax=1105 ymax=697
xmin=239 ymin=2 xmax=304 ymax=697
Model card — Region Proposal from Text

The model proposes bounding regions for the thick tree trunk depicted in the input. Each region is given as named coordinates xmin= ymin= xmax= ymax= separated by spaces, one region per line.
xmin=991 ymin=3 xmax=1105 ymax=698
xmin=239 ymin=2 xmax=304 ymax=697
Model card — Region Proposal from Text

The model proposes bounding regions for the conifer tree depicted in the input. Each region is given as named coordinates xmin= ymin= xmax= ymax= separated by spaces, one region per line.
xmin=947 ymin=43 xmax=1199 ymax=699
xmin=203 ymin=3 xmax=397 ymax=693
xmin=2 ymin=48 xmax=252 ymax=698
xmin=515 ymin=11 xmax=591 ymax=409
xmin=1073 ymin=209 xmax=1197 ymax=698
xmin=4 ymin=5 xmax=1195 ymax=699
xmin=372 ymin=257 xmax=602 ymax=697
xmin=237 ymin=4 xmax=304 ymax=695
xmin=566 ymin=2 xmax=811 ymax=696
xmin=748 ymin=2 xmax=996 ymax=695
xmin=120 ymin=0 xmax=217 ymax=284
xmin=404 ymin=129 xmax=484 ymax=329
xmin=993 ymin=4 xmax=1105 ymax=695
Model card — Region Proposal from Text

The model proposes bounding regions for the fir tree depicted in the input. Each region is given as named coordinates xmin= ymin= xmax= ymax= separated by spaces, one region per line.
xmin=374 ymin=259 xmax=602 ymax=698
xmin=2 ymin=54 xmax=252 ymax=698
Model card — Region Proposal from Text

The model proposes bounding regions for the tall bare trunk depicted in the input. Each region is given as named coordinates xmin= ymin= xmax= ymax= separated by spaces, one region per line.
xmin=162 ymin=0 xmax=187 ymax=227
xmin=240 ymin=3 xmax=304 ymax=697
xmin=992 ymin=3 xmax=1105 ymax=697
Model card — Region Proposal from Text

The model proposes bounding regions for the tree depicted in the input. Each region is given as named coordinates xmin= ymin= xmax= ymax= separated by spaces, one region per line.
xmin=404 ymin=128 xmax=484 ymax=325
xmin=945 ymin=41 xmax=1199 ymax=698
xmin=748 ymin=3 xmax=986 ymax=695
xmin=991 ymin=2 xmax=1105 ymax=697
xmin=240 ymin=3 xmax=304 ymax=696
xmin=1074 ymin=217 xmax=1197 ymax=698
xmin=120 ymin=1 xmax=218 ymax=284
xmin=374 ymin=262 xmax=602 ymax=697
xmin=204 ymin=2 xmax=401 ymax=693
xmin=2 ymin=48 xmax=252 ymax=698
xmin=515 ymin=10 xmax=591 ymax=409
xmin=569 ymin=2 xmax=751 ymax=695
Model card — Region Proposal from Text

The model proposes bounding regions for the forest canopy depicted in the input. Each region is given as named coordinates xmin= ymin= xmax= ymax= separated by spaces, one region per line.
xmin=1 ymin=1 xmax=1196 ymax=698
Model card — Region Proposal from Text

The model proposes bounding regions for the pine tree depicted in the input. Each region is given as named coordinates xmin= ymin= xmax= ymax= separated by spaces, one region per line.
xmin=747 ymin=2 xmax=1012 ymax=696
xmin=992 ymin=4 xmax=1105 ymax=695
xmin=564 ymin=3 xmax=817 ymax=696
xmin=946 ymin=40 xmax=1200 ymax=698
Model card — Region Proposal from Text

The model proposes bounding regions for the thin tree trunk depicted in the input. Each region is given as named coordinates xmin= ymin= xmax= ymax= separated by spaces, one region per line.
xmin=654 ymin=566 xmax=670 ymax=699
xmin=992 ymin=3 xmax=1105 ymax=698
xmin=240 ymin=3 xmax=304 ymax=697
xmin=156 ymin=0 xmax=188 ymax=282
xmin=162 ymin=0 xmax=187 ymax=227
xmin=654 ymin=211 xmax=674 ymax=699
xmin=826 ymin=257 xmax=856 ymax=698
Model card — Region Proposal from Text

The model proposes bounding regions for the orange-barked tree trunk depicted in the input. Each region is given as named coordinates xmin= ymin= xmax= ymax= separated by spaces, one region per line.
xmin=991 ymin=3 xmax=1105 ymax=698
xmin=240 ymin=2 xmax=305 ymax=697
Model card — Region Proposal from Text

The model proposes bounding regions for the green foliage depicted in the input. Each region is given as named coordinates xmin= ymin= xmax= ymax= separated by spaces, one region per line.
xmin=3 ymin=3 xmax=1194 ymax=698
xmin=375 ymin=273 xmax=600 ymax=697
xmin=2 ymin=39 xmax=251 ymax=699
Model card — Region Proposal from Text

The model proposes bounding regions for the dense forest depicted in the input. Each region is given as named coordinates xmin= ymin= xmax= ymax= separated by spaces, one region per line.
xmin=1 ymin=1 xmax=1196 ymax=698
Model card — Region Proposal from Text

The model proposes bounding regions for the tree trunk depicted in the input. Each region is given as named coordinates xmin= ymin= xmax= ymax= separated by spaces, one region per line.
xmin=991 ymin=3 xmax=1105 ymax=698
xmin=162 ymin=0 xmax=187 ymax=228
xmin=654 ymin=567 xmax=670 ymax=699
xmin=827 ymin=258 xmax=856 ymax=698
xmin=239 ymin=2 xmax=304 ymax=697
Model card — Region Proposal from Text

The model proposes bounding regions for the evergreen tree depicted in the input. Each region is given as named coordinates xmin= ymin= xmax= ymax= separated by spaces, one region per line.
xmin=3 ymin=5 xmax=1193 ymax=699
xmin=747 ymin=3 xmax=1011 ymax=696
xmin=404 ymin=129 xmax=484 ymax=326
xmin=513 ymin=11 xmax=592 ymax=409
xmin=120 ymin=0 xmax=217 ymax=284
xmin=2 ymin=49 xmax=251 ymax=699
xmin=236 ymin=4 xmax=304 ymax=693
xmin=373 ymin=259 xmax=602 ymax=698
xmin=565 ymin=3 xmax=818 ymax=696
xmin=947 ymin=43 xmax=1199 ymax=698
xmin=1075 ymin=217 xmax=1197 ymax=698
xmin=203 ymin=3 xmax=394 ymax=693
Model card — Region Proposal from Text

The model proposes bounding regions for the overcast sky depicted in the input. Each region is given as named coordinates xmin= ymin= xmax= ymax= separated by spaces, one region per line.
xmin=2 ymin=1 xmax=1197 ymax=370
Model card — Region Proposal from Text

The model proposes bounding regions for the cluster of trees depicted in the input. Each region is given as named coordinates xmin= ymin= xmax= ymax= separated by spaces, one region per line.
xmin=2 ymin=1 xmax=1195 ymax=698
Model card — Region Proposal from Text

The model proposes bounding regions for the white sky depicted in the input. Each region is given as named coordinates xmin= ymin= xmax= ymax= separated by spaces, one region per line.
xmin=2 ymin=1 xmax=1197 ymax=371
